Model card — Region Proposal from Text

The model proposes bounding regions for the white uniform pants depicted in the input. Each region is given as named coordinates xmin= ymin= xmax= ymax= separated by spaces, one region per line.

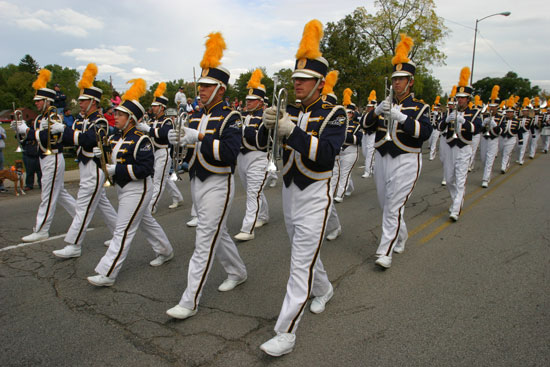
xmin=95 ymin=177 xmax=172 ymax=278
xmin=64 ymin=161 xmax=116 ymax=246
xmin=441 ymin=142 xmax=471 ymax=217
xmin=236 ymin=151 xmax=269 ymax=234
xmin=326 ymin=157 xmax=341 ymax=234
xmin=429 ymin=129 xmax=440 ymax=160
xmin=361 ymin=133 xmax=375 ymax=175
xmin=374 ymin=151 xmax=421 ymax=257
xmin=178 ymin=174 xmax=247 ymax=310
xmin=518 ymin=134 xmax=530 ymax=164
xmin=468 ymin=134 xmax=481 ymax=170
xmin=480 ymin=137 xmax=499 ymax=183
xmin=529 ymin=131 xmax=540 ymax=158
xmin=542 ymin=135 xmax=550 ymax=151
xmin=150 ymin=148 xmax=183 ymax=213
xmin=500 ymin=136 xmax=517 ymax=172
xmin=439 ymin=134 xmax=447 ymax=181
xmin=34 ymin=153 xmax=76 ymax=234
xmin=335 ymin=146 xmax=358 ymax=198
xmin=274 ymin=180 xmax=332 ymax=334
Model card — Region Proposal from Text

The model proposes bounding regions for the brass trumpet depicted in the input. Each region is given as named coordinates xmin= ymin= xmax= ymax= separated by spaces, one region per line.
xmin=170 ymin=106 xmax=189 ymax=181
xmin=12 ymin=102 xmax=24 ymax=153
xmin=95 ymin=122 xmax=113 ymax=187
xmin=266 ymin=77 xmax=287 ymax=173
xmin=382 ymin=77 xmax=394 ymax=141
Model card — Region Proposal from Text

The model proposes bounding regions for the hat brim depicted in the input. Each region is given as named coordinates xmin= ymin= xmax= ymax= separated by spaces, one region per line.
xmin=198 ymin=76 xmax=226 ymax=87
xmin=391 ymin=71 xmax=413 ymax=78
xmin=455 ymin=93 xmax=471 ymax=98
xmin=292 ymin=70 xmax=322 ymax=79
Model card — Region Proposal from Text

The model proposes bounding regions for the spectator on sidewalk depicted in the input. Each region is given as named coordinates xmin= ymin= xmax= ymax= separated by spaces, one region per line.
xmin=104 ymin=106 xmax=116 ymax=135
xmin=0 ymin=124 xmax=6 ymax=192
xmin=53 ymin=84 xmax=67 ymax=115
xmin=64 ymin=109 xmax=75 ymax=129
xmin=175 ymin=86 xmax=186 ymax=108
xmin=22 ymin=139 xmax=41 ymax=190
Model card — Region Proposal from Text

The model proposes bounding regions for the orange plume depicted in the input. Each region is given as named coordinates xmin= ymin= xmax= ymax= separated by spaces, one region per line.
xmin=490 ymin=85 xmax=500 ymax=101
xmin=343 ymin=88 xmax=353 ymax=106
xmin=392 ymin=34 xmax=413 ymax=65
xmin=534 ymin=96 xmax=540 ymax=107
xmin=321 ymin=70 xmax=339 ymax=95
xmin=368 ymin=90 xmax=377 ymax=102
xmin=78 ymin=63 xmax=98 ymax=89
xmin=122 ymin=78 xmax=146 ymax=101
xmin=247 ymin=69 xmax=264 ymax=89
xmin=522 ymin=97 xmax=530 ymax=108
xmin=200 ymin=32 xmax=226 ymax=69
xmin=32 ymin=69 xmax=52 ymax=90
xmin=434 ymin=96 xmax=441 ymax=105
xmin=296 ymin=19 xmax=323 ymax=60
xmin=154 ymin=82 xmax=166 ymax=98
xmin=458 ymin=67 xmax=470 ymax=87
xmin=450 ymin=85 xmax=457 ymax=98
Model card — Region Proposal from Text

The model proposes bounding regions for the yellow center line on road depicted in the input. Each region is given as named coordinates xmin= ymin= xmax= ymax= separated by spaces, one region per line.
xmin=418 ymin=157 xmax=536 ymax=244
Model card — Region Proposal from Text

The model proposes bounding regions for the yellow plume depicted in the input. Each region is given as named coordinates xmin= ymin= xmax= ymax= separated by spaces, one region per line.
xmin=468 ymin=102 xmax=473 ymax=108
xmin=458 ymin=67 xmax=470 ymax=87
xmin=434 ymin=96 xmax=441 ymax=105
xmin=506 ymin=96 xmax=515 ymax=108
xmin=450 ymin=85 xmax=457 ymax=98
xmin=122 ymin=78 xmax=146 ymax=101
xmin=490 ymin=85 xmax=500 ymax=101
xmin=247 ymin=69 xmax=264 ymax=89
xmin=522 ymin=97 xmax=530 ymax=107
xmin=32 ymin=69 xmax=52 ymax=90
xmin=200 ymin=32 xmax=226 ymax=69
xmin=296 ymin=19 xmax=323 ymax=60
xmin=499 ymin=101 xmax=505 ymax=109
xmin=154 ymin=82 xmax=166 ymax=98
xmin=391 ymin=33 xmax=413 ymax=65
xmin=534 ymin=96 xmax=540 ymax=107
xmin=321 ymin=70 xmax=339 ymax=95
xmin=474 ymin=95 xmax=482 ymax=106
xmin=78 ymin=63 xmax=98 ymax=89
xmin=343 ymin=88 xmax=353 ymax=106
xmin=514 ymin=95 xmax=519 ymax=105
xmin=368 ymin=90 xmax=377 ymax=102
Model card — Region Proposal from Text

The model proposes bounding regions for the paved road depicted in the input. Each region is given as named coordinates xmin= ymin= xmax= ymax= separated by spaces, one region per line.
xmin=1 ymin=151 xmax=549 ymax=366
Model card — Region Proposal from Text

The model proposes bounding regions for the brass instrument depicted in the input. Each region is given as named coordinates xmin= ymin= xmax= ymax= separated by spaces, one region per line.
xmin=95 ymin=122 xmax=113 ymax=187
xmin=44 ymin=106 xmax=63 ymax=155
xmin=382 ymin=77 xmax=394 ymax=141
xmin=483 ymin=107 xmax=494 ymax=137
xmin=170 ymin=106 xmax=189 ymax=181
xmin=12 ymin=103 xmax=24 ymax=152
xmin=266 ymin=76 xmax=287 ymax=173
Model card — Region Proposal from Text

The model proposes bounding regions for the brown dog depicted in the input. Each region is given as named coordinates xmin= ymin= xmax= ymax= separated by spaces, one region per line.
xmin=0 ymin=160 xmax=26 ymax=196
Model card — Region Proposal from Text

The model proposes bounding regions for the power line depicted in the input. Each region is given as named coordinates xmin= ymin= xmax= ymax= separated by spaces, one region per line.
xmin=476 ymin=30 xmax=515 ymax=71
xmin=441 ymin=17 xmax=475 ymax=31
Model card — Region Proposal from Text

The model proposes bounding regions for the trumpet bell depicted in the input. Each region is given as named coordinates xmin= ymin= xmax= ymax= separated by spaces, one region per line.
xmin=169 ymin=172 xmax=180 ymax=181
xmin=266 ymin=161 xmax=278 ymax=173
xmin=15 ymin=146 xmax=23 ymax=153
xmin=103 ymin=181 xmax=111 ymax=188
xmin=44 ymin=149 xmax=52 ymax=155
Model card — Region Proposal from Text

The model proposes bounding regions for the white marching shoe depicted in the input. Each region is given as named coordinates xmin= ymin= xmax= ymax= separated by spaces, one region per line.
xmin=234 ymin=232 xmax=254 ymax=241
xmin=326 ymin=227 xmax=342 ymax=241
xmin=52 ymin=245 xmax=81 ymax=258
xmin=481 ymin=181 xmax=488 ymax=188
xmin=254 ymin=219 xmax=268 ymax=228
xmin=375 ymin=255 xmax=392 ymax=269
xmin=87 ymin=274 xmax=115 ymax=287
xmin=186 ymin=216 xmax=198 ymax=227
xmin=449 ymin=213 xmax=459 ymax=222
xmin=104 ymin=239 xmax=112 ymax=247
xmin=168 ymin=199 xmax=183 ymax=209
xmin=166 ymin=305 xmax=197 ymax=320
xmin=441 ymin=179 xmax=446 ymax=186
xmin=260 ymin=333 xmax=296 ymax=357
xmin=149 ymin=252 xmax=174 ymax=267
xmin=22 ymin=231 xmax=49 ymax=242
xmin=334 ymin=196 xmax=343 ymax=203
xmin=310 ymin=284 xmax=333 ymax=314
xmin=218 ymin=276 xmax=247 ymax=292
xmin=393 ymin=243 xmax=405 ymax=254
xmin=361 ymin=172 xmax=371 ymax=178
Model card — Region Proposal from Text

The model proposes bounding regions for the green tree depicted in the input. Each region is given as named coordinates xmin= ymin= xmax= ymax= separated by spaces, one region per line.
xmin=472 ymin=72 xmax=541 ymax=102
xmin=44 ymin=64 xmax=80 ymax=107
xmin=18 ymin=54 xmax=40 ymax=75
xmin=272 ymin=68 xmax=295 ymax=104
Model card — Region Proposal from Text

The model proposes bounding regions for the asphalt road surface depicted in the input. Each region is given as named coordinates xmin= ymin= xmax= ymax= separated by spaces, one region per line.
xmin=1 ymin=150 xmax=549 ymax=366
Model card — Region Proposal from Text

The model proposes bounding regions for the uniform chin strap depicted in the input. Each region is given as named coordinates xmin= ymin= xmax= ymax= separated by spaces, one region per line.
xmin=302 ymin=78 xmax=322 ymax=104
xmin=84 ymin=99 xmax=95 ymax=115
xmin=122 ymin=116 xmax=134 ymax=131
xmin=205 ymin=84 xmax=222 ymax=106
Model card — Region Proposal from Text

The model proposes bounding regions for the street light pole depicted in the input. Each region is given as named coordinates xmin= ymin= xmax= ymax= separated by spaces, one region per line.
xmin=470 ymin=11 xmax=511 ymax=85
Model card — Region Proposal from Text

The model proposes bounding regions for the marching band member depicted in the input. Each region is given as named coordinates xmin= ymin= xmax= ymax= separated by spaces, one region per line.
xmin=258 ymin=20 xmax=347 ymax=356
xmin=528 ymin=97 xmax=543 ymax=159
xmin=334 ymin=88 xmax=362 ymax=202
xmin=88 ymin=79 xmax=174 ymax=287
xmin=541 ymin=107 xmax=550 ymax=153
xmin=12 ymin=69 xmax=76 ymax=242
xmin=480 ymin=86 xmax=502 ymax=188
xmin=234 ymin=69 xmax=270 ymax=242
xmin=136 ymin=82 xmax=184 ymax=214
xmin=52 ymin=64 xmax=117 ymax=258
xmin=438 ymin=67 xmax=481 ymax=221
xmin=440 ymin=86 xmax=457 ymax=186
xmin=516 ymin=98 xmax=533 ymax=165
xmin=468 ymin=95 xmax=483 ymax=171
xmin=499 ymin=96 xmax=523 ymax=173
xmin=361 ymin=34 xmax=432 ymax=268
xmin=428 ymin=96 xmax=442 ymax=161
xmin=166 ymin=33 xmax=247 ymax=319
xmin=361 ymin=90 xmax=377 ymax=177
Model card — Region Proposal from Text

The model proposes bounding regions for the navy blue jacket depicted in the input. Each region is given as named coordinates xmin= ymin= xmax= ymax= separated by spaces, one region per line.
xmin=110 ymin=127 xmax=154 ymax=188
xmin=62 ymin=110 xmax=108 ymax=165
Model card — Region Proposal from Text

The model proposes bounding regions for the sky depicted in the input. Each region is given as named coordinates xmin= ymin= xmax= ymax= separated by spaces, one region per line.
xmin=1 ymin=0 xmax=549 ymax=101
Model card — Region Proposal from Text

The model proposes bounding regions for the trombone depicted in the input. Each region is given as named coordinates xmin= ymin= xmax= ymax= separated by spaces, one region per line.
xmin=44 ymin=106 xmax=63 ymax=155
xmin=170 ymin=107 xmax=189 ymax=181
xmin=382 ymin=77 xmax=394 ymax=141
xmin=266 ymin=77 xmax=287 ymax=173
xmin=12 ymin=102 xmax=24 ymax=152
xmin=95 ymin=122 xmax=113 ymax=187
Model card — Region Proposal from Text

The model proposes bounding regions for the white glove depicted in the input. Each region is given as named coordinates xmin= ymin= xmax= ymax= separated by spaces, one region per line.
xmin=182 ymin=127 xmax=199 ymax=144
xmin=390 ymin=107 xmax=407 ymax=124
xmin=106 ymin=164 xmax=116 ymax=177
xmin=12 ymin=120 xmax=28 ymax=135
xmin=263 ymin=107 xmax=278 ymax=129
xmin=167 ymin=129 xmax=178 ymax=145
xmin=446 ymin=111 xmax=456 ymax=123
xmin=456 ymin=114 xmax=465 ymax=125
xmin=92 ymin=146 xmax=101 ymax=158
xmin=375 ymin=99 xmax=390 ymax=116
xmin=277 ymin=112 xmax=295 ymax=137
xmin=51 ymin=122 xmax=65 ymax=134
xmin=136 ymin=122 xmax=151 ymax=133
xmin=40 ymin=120 xmax=49 ymax=130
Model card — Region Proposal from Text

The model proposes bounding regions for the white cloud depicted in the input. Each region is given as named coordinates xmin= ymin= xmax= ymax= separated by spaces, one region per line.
xmin=62 ymin=46 xmax=135 ymax=65
xmin=146 ymin=48 xmax=160 ymax=53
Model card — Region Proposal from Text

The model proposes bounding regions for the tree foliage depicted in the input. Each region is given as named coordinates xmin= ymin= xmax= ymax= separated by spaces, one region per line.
xmin=472 ymin=72 xmax=541 ymax=103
